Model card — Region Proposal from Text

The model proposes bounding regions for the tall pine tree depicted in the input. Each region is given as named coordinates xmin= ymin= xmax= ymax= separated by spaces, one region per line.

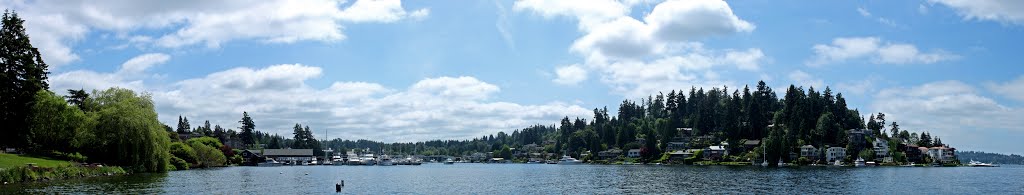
xmin=0 ymin=10 xmax=49 ymax=149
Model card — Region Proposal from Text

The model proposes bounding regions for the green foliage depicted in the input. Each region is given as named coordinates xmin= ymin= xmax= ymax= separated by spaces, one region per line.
xmin=86 ymin=88 xmax=170 ymax=173
xmin=169 ymin=142 xmax=197 ymax=164
xmin=0 ymin=165 xmax=126 ymax=183
xmin=187 ymin=137 xmax=224 ymax=149
xmin=859 ymin=149 xmax=875 ymax=161
xmin=190 ymin=142 xmax=226 ymax=168
xmin=0 ymin=153 xmax=73 ymax=169
xmin=0 ymin=10 xmax=51 ymax=150
xmin=169 ymin=156 xmax=189 ymax=170
xmin=28 ymin=90 xmax=87 ymax=152
xmin=239 ymin=112 xmax=256 ymax=147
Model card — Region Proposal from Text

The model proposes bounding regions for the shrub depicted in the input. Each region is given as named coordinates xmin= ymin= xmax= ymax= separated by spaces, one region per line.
xmin=169 ymin=142 xmax=197 ymax=164
xmin=190 ymin=142 xmax=226 ymax=168
xmin=169 ymin=156 xmax=189 ymax=170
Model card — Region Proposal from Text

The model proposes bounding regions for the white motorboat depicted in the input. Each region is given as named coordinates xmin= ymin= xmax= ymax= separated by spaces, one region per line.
xmin=854 ymin=157 xmax=866 ymax=167
xmin=557 ymin=155 xmax=582 ymax=165
xmin=309 ymin=158 xmax=318 ymax=165
xmin=967 ymin=160 xmax=999 ymax=167
xmin=833 ymin=160 xmax=843 ymax=166
xmin=444 ymin=158 xmax=455 ymax=164
xmin=360 ymin=154 xmax=376 ymax=166
xmin=257 ymin=158 xmax=283 ymax=167
xmin=379 ymin=154 xmax=394 ymax=166
xmin=777 ymin=159 xmax=786 ymax=167
xmin=332 ymin=155 xmax=345 ymax=166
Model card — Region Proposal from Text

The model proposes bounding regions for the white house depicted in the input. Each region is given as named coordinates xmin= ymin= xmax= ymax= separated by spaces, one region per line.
xmin=627 ymin=149 xmax=642 ymax=158
xmin=826 ymin=147 xmax=846 ymax=163
xmin=928 ymin=147 xmax=957 ymax=164
xmin=799 ymin=145 xmax=818 ymax=160
xmin=873 ymin=137 xmax=889 ymax=160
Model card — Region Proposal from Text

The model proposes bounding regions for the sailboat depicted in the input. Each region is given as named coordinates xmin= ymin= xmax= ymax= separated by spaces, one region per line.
xmin=760 ymin=148 xmax=769 ymax=167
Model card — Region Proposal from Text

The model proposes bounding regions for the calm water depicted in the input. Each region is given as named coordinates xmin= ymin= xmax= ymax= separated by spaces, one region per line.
xmin=3 ymin=164 xmax=1023 ymax=194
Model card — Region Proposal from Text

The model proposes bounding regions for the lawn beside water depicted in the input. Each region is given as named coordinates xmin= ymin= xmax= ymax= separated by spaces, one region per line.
xmin=0 ymin=153 xmax=125 ymax=184
xmin=0 ymin=153 xmax=74 ymax=169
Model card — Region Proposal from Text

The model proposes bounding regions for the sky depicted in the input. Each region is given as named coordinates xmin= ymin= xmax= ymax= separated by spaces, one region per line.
xmin=2 ymin=0 xmax=1022 ymax=155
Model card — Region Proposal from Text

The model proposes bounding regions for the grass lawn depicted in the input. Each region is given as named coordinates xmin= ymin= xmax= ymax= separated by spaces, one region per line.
xmin=0 ymin=153 xmax=73 ymax=169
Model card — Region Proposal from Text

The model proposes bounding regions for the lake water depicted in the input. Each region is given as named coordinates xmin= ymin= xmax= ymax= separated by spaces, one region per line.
xmin=3 ymin=164 xmax=1023 ymax=194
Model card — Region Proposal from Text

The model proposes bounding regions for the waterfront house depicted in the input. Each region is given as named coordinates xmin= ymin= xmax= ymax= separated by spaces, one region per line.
xmin=598 ymin=148 xmax=623 ymax=160
xmin=741 ymin=140 xmax=761 ymax=153
xmin=240 ymin=149 xmax=263 ymax=165
xmin=825 ymin=147 xmax=845 ymax=163
xmin=666 ymin=142 xmax=687 ymax=152
xmin=902 ymin=144 xmax=923 ymax=163
xmin=799 ymin=145 xmax=818 ymax=160
xmin=873 ymin=138 xmax=890 ymax=161
xmin=704 ymin=146 xmax=727 ymax=160
xmin=928 ymin=147 xmax=957 ymax=164
xmin=262 ymin=149 xmax=314 ymax=164
xmin=669 ymin=150 xmax=691 ymax=162
xmin=627 ymin=149 xmax=642 ymax=158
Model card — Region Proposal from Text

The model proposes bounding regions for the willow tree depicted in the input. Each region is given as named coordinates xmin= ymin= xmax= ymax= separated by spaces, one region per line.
xmin=88 ymin=88 xmax=169 ymax=173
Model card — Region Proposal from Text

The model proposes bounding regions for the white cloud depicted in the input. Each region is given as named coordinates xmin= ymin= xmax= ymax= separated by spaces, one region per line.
xmin=516 ymin=0 xmax=760 ymax=97
xmin=857 ymin=7 xmax=872 ymax=17
xmin=807 ymin=36 xmax=957 ymax=66
xmin=49 ymin=53 xmax=170 ymax=92
xmin=930 ymin=0 xmax=1024 ymax=25
xmin=985 ymin=75 xmax=1024 ymax=102
xmin=787 ymin=70 xmax=824 ymax=88
xmin=1 ymin=0 xmax=428 ymax=65
xmin=339 ymin=0 xmax=429 ymax=23
xmin=553 ymin=64 xmax=588 ymax=85
xmin=872 ymin=80 xmax=1024 ymax=153
xmin=724 ymin=48 xmax=765 ymax=71
xmin=919 ymin=4 xmax=930 ymax=15
xmin=513 ymin=0 xmax=628 ymax=31
xmin=52 ymin=61 xmax=591 ymax=142
xmin=836 ymin=75 xmax=881 ymax=96
xmin=876 ymin=43 xmax=956 ymax=64
xmin=118 ymin=53 xmax=170 ymax=74
xmin=644 ymin=0 xmax=755 ymax=42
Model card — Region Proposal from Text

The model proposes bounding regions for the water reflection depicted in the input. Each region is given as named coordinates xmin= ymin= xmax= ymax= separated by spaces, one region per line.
xmin=2 ymin=164 xmax=1021 ymax=194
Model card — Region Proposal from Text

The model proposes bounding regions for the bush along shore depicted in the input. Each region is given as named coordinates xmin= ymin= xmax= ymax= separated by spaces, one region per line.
xmin=0 ymin=164 xmax=126 ymax=184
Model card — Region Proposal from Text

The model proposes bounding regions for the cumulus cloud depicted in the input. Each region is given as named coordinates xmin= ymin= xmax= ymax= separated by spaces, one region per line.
xmin=930 ymin=0 xmax=1024 ymax=25
xmin=787 ymin=70 xmax=825 ymax=89
xmin=118 ymin=53 xmax=170 ymax=75
xmin=985 ymin=75 xmax=1024 ymax=102
xmin=49 ymin=53 xmax=170 ymax=92
xmin=553 ymin=64 xmax=588 ymax=86
xmin=0 ymin=0 xmax=428 ymax=66
xmin=807 ymin=36 xmax=957 ymax=66
xmin=517 ymin=0 xmax=761 ymax=97
xmin=871 ymin=80 xmax=1024 ymax=153
xmin=51 ymin=59 xmax=591 ymax=142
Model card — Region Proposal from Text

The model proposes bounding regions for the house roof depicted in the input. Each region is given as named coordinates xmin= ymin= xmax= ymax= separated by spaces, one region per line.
xmin=628 ymin=149 xmax=641 ymax=152
xmin=743 ymin=140 xmax=761 ymax=145
xmin=262 ymin=149 xmax=313 ymax=156
xmin=800 ymin=145 xmax=815 ymax=149
xmin=708 ymin=146 xmax=725 ymax=150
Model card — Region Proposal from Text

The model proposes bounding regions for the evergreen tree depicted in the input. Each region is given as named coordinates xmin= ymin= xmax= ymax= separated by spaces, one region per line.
xmin=0 ymin=10 xmax=50 ymax=149
xmin=64 ymin=89 xmax=89 ymax=110
xmin=239 ymin=111 xmax=255 ymax=147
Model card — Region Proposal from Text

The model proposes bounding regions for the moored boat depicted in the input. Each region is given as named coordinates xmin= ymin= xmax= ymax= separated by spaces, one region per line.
xmin=967 ymin=160 xmax=999 ymax=167
xmin=854 ymin=157 xmax=866 ymax=167
xmin=557 ymin=155 xmax=582 ymax=165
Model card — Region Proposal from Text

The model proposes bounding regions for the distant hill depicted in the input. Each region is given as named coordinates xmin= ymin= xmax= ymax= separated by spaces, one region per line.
xmin=957 ymin=151 xmax=1024 ymax=165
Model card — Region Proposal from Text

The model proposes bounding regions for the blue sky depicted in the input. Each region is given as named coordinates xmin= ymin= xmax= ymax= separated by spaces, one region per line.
xmin=3 ymin=0 xmax=1022 ymax=154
